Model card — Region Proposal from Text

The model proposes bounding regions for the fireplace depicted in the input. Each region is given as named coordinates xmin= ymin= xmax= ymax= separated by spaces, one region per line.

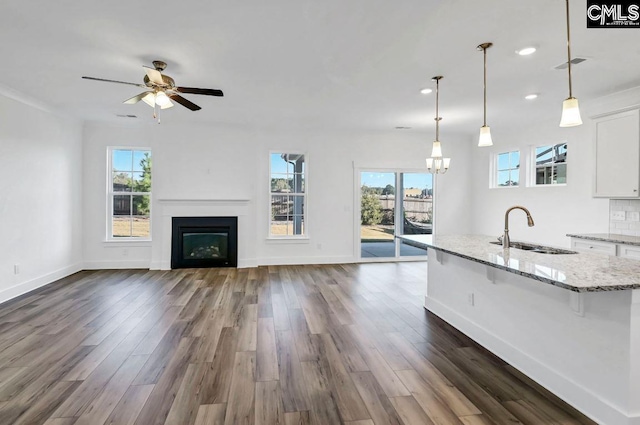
xmin=171 ymin=216 xmax=237 ymax=269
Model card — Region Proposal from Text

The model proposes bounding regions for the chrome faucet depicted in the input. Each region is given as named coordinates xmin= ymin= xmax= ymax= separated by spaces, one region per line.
xmin=503 ymin=206 xmax=535 ymax=248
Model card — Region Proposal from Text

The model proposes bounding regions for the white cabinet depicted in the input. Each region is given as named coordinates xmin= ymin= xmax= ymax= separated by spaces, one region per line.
xmin=593 ymin=108 xmax=640 ymax=198
xmin=571 ymin=239 xmax=617 ymax=255
xmin=618 ymin=244 xmax=640 ymax=260
xmin=571 ymin=237 xmax=640 ymax=260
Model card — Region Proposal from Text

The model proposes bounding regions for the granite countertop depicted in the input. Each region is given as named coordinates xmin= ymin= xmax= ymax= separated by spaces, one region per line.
xmin=567 ymin=233 xmax=640 ymax=247
xmin=398 ymin=234 xmax=640 ymax=293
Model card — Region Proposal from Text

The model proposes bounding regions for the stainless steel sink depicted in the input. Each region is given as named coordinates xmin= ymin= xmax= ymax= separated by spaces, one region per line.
xmin=489 ymin=241 xmax=577 ymax=254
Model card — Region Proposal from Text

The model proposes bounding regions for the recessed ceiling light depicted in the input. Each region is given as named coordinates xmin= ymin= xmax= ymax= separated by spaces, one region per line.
xmin=420 ymin=88 xmax=433 ymax=94
xmin=525 ymin=94 xmax=538 ymax=100
xmin=516 ymin=47 xmax=537 ymax=56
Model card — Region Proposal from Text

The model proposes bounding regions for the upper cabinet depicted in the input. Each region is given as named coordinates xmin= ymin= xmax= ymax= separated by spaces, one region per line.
xmin=593 ymin=108 xmax=640 ymax=198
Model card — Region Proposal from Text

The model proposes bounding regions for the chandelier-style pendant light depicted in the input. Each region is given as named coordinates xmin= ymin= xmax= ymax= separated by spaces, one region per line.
xmin=426 ymin=76 xmax=451 ymax=174
xmin=477 ymin=42 xmax=493 ymax=147
xmin=560 ymin=0 xmax=582 ymax=127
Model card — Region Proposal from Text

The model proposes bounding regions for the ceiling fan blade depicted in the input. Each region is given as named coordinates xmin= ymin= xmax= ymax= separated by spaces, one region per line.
xmin=169 ymin=94 xmax=201 ymax=111
xmin=176 ymin=87 xmax=224 ymax=97
xmin=82 ymin=76 xmax=146 ymax=87
xmin=143 ymin=66 xmax=164 ymax=85
xmin=123 ymin=91 xmax=152 ymax=104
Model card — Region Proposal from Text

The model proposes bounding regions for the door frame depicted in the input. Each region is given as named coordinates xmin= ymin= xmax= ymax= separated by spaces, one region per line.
xmin=353 ymin=165 xmax=436 ymax=262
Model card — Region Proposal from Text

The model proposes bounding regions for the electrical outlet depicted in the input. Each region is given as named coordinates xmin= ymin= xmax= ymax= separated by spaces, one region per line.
xmin=317 ymin=243 xmax=322 ymax=250
xmin=14 ymin=264 xmax=19 ymax=275
xmin=123 ymin=248 xmax=129 ymax=257
xmin=468 ymin=293 xmax=474 ymax=306
xmin=611 ymin=211 xmax=626 ymax=221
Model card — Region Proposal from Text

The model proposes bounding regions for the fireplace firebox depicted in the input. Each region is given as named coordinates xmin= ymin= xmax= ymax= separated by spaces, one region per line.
xmin=171 ymin=217 xmax=237 ymax=269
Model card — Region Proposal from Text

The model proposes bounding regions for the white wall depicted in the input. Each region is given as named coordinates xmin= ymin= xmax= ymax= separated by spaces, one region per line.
xmin=467 ymin=87 xmax=640 ymax=248
xmin=82 ymin=120 xmax=471 ymax=268
xmin=0 ymin=93 xmax=83 ymax=303
xmin=433 ymin=135 xmax=473 ymax=236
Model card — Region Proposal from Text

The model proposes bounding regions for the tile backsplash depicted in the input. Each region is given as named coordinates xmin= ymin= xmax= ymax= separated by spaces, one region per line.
xmin=610 ymin=199 xmax=640 ymax=236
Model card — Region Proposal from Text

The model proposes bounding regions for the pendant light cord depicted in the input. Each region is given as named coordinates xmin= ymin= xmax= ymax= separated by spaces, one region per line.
xmin=434 ymin=77 xmax=440 ymax=141
xmin=565 ymin=0 xmax=573 ymax=98
xmin=483 ymin=46 xmax=487 ymax=126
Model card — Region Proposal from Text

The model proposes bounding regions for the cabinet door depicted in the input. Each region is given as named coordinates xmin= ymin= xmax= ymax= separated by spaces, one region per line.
xmin=618 ymin=244 xmax=640 ymax=260
xmin=594 ymin=109 xmax=640 ymax=198
xmin=571 ymin=238 xmax=617 ymax=255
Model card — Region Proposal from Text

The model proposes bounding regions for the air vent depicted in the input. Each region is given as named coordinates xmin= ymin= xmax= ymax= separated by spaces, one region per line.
xmin=395 ymin=126 xmax=412 ymax=130
xmin=554 ymin=58 xmax=587 ymax=70
xmin=116 ymin=114 xmax=137 ymax=118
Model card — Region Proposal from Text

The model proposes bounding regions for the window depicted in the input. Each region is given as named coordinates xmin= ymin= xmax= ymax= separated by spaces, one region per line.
xmin=534 ymin=143 xmax=567 ymax=185
xmin=494 ymin=150 xmax=520 ymax=187
xmin=270 ymin=153 xmax=306 ymax=237
xmin=109 ymin=148 xmax=152 ymax=239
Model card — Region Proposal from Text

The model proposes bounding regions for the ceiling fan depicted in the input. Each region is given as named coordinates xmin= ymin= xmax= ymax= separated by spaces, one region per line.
xmin=82 ymin=60 xmax=223 ymax=115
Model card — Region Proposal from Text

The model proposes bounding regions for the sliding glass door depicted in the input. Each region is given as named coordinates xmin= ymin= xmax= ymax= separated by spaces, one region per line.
xmin=359 ymin=171 xmax=432 ymax=259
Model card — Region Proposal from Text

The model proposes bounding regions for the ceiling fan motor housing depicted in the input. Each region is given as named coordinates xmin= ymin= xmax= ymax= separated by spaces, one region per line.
xmin=143 ymin=74 xmax=175 ymax=88
xmin=152 ymin=60 xmax=167 ymax=71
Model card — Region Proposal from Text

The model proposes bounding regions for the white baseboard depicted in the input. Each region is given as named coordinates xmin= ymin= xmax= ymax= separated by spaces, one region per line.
xmin=151 ymin=259 xmax=258 ymax=270
xmin=238 ymin=258 xmax=258 ymax=268
xmin=83 ymin=260 xmax=151 ymax=270
xmin=424 ymin=297 xmax=638 ymax=425
xmin=0 ymin=262 xmax=83 ymax=305
xmin=256 ymin=255 xmax=355 ymax=266
xmin=149 ymin=261 xmax=163 ymax=270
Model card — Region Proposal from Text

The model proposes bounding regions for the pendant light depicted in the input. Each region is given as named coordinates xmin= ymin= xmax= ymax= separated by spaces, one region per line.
xmin=426 ymin=76 xmax=451 ymax=174
xmin=477 ymin=42 xmax=493 ymax=147
xmin=559 ymin=0 xmax=582 ymax=127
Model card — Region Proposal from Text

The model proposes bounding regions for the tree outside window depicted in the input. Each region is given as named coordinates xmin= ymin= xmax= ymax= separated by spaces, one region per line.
xmin=495 ymin=151 xmax=520 ymax=187
xmin=110 ymin=149 xmax=151 ymax=238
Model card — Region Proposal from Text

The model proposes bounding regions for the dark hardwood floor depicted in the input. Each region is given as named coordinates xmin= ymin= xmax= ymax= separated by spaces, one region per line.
xmin=0 ymin=263 xmax=596 ymax=425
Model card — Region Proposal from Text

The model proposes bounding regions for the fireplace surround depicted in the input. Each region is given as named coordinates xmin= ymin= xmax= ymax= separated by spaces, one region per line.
xmin=171 ymin=216 xmax=237 ymax=269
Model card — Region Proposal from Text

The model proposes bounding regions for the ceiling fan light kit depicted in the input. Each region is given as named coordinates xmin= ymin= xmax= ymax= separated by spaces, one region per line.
xmin=82 ymin=60 xmax=224 ymax=122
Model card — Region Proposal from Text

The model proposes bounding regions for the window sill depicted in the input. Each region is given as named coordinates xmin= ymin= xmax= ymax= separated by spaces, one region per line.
xmin=265 ymin=237 xmax=310 ymax=244
xmin=489 ymin=186 xmax=520 ymax=189
xmin=102 ymin=240 xmax=152 ymax=248
xmin=530 ymin=183 xmax=567 ymax=188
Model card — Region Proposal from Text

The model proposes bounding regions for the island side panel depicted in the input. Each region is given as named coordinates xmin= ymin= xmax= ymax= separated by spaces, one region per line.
xmin=631 ymin=289 xmax=640 ymax=417
xmin=425 ymin=248 xmax=633 ymax=425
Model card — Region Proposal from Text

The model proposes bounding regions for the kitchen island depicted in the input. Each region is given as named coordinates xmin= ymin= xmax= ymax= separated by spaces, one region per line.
xmin=399 ymin=234 xmax=640 ymax=425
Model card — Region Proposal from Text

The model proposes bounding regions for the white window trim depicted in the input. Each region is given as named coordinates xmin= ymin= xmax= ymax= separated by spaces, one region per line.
xmin=268 ymin=151 xmax=309 ymax=240
xmin=106 ymin=146 xmax=152 ymax=242
xmin=490 ymin=150 xmax=521 ymax=189
xmin=530 ymin=142 xmax=568 ymax=187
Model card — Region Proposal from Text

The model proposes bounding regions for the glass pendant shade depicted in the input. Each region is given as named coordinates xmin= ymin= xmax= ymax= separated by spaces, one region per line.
xmin=141 ymin=92 xmax=156 ymax=107
xmin=478 ymin=125 xmax=493 ymax=147
xmin=431 ymin=141 xmax=443 ymax=158
xmin=426 ymin=156 xmax=450 ymax=174
xmin=560 ymin=97 xmax=582 ymax=127
xmin=155 ymin=91 xmax=171 ymax=106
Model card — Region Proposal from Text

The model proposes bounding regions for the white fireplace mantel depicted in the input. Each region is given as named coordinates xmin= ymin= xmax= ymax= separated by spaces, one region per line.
xmin=151 ymin=198 xmax=256 ymax=270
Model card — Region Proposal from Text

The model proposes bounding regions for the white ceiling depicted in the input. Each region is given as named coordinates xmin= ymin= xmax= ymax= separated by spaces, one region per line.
xmin=1 ymin=0 xmax=638 ymax=136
